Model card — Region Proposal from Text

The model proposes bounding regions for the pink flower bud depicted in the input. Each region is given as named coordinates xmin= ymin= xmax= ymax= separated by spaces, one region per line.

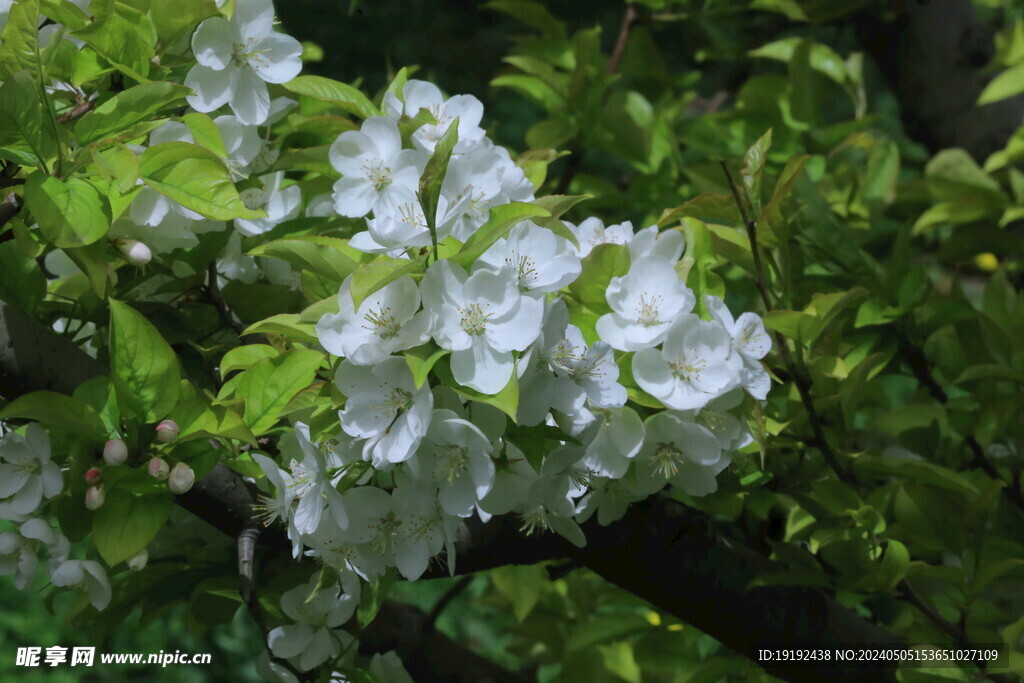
xmin=116 ymin=239 xmax=152 ymax=266
xmin=85 ymin=484 xmax=105 ymax=511
xmin=147 ymin=456 xmax=169 ymax=480
xmin=168 ymin=462 xmax=195 ymax=495
xmin=127 ymin=548 xmax=148 ymax=571
xmin=103 ymin=439 xmax=128 ymax=466
xmin=84 ymin=467 xmax=102 ymax=486
xmin=155 ymin=419 xmax=180 ymax=443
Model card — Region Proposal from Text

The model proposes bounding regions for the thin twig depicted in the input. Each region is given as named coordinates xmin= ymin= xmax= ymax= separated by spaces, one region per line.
xmin=57 ymin=99 xmax=93 ymax=123
xmin=607 ymin=4 xmax=637 ymax=74
xmin=0 ymin=177 xmax=25 ymax=189
xmin=206 ymin=262 xmax=246 ymax=336
xmin=425 ymin=575 xmax=474 ymax=632
xmin=719 ymin=159 xmax=856 ymax=486
xmin=898 ymin=336 xmax=1024 ymax=514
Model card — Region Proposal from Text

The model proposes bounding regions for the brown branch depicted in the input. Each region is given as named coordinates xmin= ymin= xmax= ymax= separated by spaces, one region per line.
xmin=0 ymin=192 xmax=24 ymax=237
xmin=57 ymin=99 xmax=93 ymax=123
xmin=0 ymin=178 xmax=26 ymax=189
xmin=898 ymin=336 xmax=1024 ymax=514
xmin=607 ymin=4 xmax=637 ymax=75
xmin=0 ymin=299 xmax=104 ymax=399
xmin=719 ymin=159 xmax=856 ymax=486
xmin=206 ymin=262 xmax=247 ymax=337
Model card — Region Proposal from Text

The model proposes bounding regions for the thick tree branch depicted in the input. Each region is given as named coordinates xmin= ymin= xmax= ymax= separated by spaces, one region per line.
xmin=862 ymin=0 xmax=1024 ymax=161
xmin=0 ymin=299 xmax=104 ymax=399
xmin=0 ymin=299 xmax=902 ymax=681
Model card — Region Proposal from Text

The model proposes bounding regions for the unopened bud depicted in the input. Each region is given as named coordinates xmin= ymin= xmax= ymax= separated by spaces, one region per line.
xmin=84 ymin=467 xmax=102 ymax=486
xmin=147 ymin=456 xmax=169 ymax=480
xmin=116 ymin=239 xmax=152 ymax=265
xmin=85 ymin=484 xmax=105 ymax=511
xmin=127 ymin=548 xmax=148 ymax=571
xmin=168 ymin=462 xmax=195 ymax=495
xmin=155 ymin=419 xmax=180 ymax=443
xmin=103 ymin=439 xmax=128 ymax=466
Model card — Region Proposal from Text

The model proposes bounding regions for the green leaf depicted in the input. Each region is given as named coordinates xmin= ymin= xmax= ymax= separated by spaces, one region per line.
xmin=0 ymin=0 xmax=39 ymax=81
xmin=72 ymin=375 xmax=121 ymax=437
xmin=170 ymin=381 xmax=256 ymax=445
xmin=0 ymin=241 xmax=45 ymax=314
xmin=751 ymin=0 xmax=808 ymax=20
xmin=220 ymin=344 xmax=280 ymax=378
xmin=65 ymin=241 xmax=114 ymax=299
xmin=566 ymin=615 xmax=651 ymax=652
xmin=233 ymin=350 xmax=325 ymax=435
xmin=139 ymin=142 xmax=264 ymax=220
xmin=24 ymin=173 xmax=111 ymax=248
xmin=484 ymin=1 xmax=567 ymax=39
xmin=242 ymin=314 xmax=319 ymax=344
xmin=248 ymin=236 xmax=366 ymax=285
xmin=978 ymin=62 xmax=1024 ymax=105
xmin=433 ymin=357 xmax=519 ymax=420
xmin=852 ymin=455 xmax=979 ymax=497
xmin=911 ymin=196 xmax=1000 ymax=235
xmin=282 ymin=75 xmax=381 ymax=119
xmin=0 ymin=391 xmax=107 ymax=441
xmin=349 ymin=253 xmax=427 ymax=311
xmin=656 ymin=193 xmax=741 ymax=228
xmin=91 ymin=144 xmax=140 ymax=194
xmin=491 ymin=74 xmax=564 ymax=111
xmin=71 ymin=12 xmax=154 ymax=82
xmin=568 ymin=243 xmax=630 ymax=312
xmin=93 ymin=489 xmax=173 ymax=566
xmin=862 ymin=139 xmax=900 ymax=210
xmin=357 ymin=571 xmax=397 ymax=629
xmin=741 ymin=128 xmax=772 ymax=212
xmin=404 ymin=344 xmax=450 ymax=389
xmin=151 ymin=0 xmax=218 ymax=45
xmin=750 ymin=37 xmax=848 ymax=85
xmin=182 ymin=112 xmax=227 ymax=159
xmin=529 ymin=194 xmax=590 ymax=244
xmin=0 ymin=70 xmax=53 ymax=167
xmin=601 ymin=642 xmax=642 ymax=683
xmin=75 ymin=82 xmax=191 ymax=145
xmin=491 ymin=565 xmax=546 ymax=622
xmin=418 ymin=118 xmax=459 ymax=244
xmin=871 ymin=539 xmax=909 ymax=591
xmin=40 ymin=0 xmax=89 ymax=31
xmin=451 ymin=202 xmax=551 ymax=268
xmin=109 ymin=298 xmax=181 ymax=423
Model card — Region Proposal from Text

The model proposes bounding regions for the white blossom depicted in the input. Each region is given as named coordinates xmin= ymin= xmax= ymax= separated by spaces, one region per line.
xmin=268 ymin=577 xmax=357 ymax=671
xmin=384 ymin=79 xmax=486 ymax=153
xmin=596 ymin=256 xmax=696 ymax=351
xmin=186 ymin=0 xmax=303 ymax=124
xmin=633 ymin=412 xmax=730 ymax=497
xmin=316 ymin=276 xmax=432 ymax=365
xmin=50 ymin=559 xmax=111 ymax=611
xmin=236 ymin=171 xmax=302 ymax=236
xmin=421 ymin=260 xmax=543 ymax=394
xmin=632 ymin=314 xmax=739 ymax=411
xmin=336 ymin=358 xmax=433 ymax=468
xmin=406 ymin=409 xmax=495 ymax=518
xmin=0 ymin=424 xmax=62 ymax=517
xmin=476 ymin=221 xmax=581 ymax=293
xmin=706 ymin=295 xmax=772 ymax=400
xmin=329 ymin=117 xmax=427 ymax=218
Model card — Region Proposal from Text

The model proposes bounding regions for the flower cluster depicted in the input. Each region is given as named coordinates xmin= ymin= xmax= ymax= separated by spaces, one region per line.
xmin=0 ymin=425 xmax=110 ymax=611
xmin=249 ymin=78 xmax=773 ymax=618
xmin=0 ymin=0 xmax=775 ymax=676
